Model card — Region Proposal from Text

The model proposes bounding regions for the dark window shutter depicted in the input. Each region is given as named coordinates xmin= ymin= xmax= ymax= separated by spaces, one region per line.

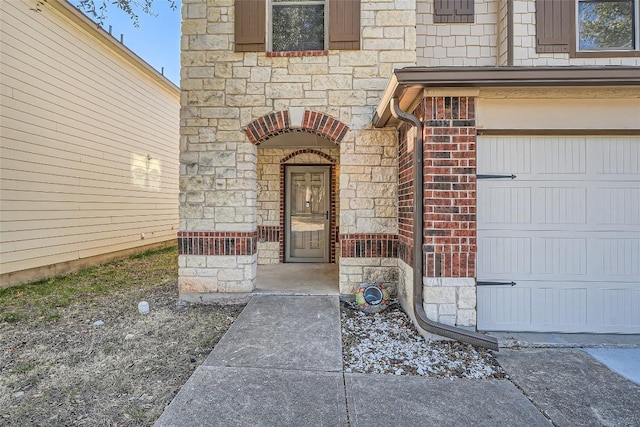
xmin=329 ymin=0 xmax=360 ymax=50
xmin=434 ymin=0 xmax=474 ymax=24
xmin=235 ymin=0 xmax=266 ymax=52
xmin=536 ymin=0 xmax=571 ymax=53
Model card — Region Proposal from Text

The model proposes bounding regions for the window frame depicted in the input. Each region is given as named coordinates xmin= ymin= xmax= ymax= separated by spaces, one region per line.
xmin=571 ymin=0 xmax=640 ymax=57
xmin=267 ymin=0 xmax=329 ymax=52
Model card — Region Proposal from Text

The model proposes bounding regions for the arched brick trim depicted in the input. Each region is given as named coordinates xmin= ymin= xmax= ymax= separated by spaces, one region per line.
xmin=243 ymin=110 xmax=349 ymax=145
xmin=280 ymin=148 xmax=336 ymax=164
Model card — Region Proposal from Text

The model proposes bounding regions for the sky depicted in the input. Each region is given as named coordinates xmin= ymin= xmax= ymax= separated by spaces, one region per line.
xmin=69 ymin=0 xmax=181 ymax=86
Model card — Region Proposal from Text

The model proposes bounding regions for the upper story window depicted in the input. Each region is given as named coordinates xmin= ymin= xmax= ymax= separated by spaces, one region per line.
xmin=235 ymin=0 xmax=360 ymax=53
xmin=577 ymin=0 xmax=638 ymax=52
xmin=536 ymin=0 xmax=640 ymax=57
xmin=271 ymin=0 xmax=326 ymax=51
xmin=433 ymin=0 xmax=475 ymax=23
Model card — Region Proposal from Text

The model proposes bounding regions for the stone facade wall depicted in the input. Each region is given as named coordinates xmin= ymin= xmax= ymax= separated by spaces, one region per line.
xmin=416 ymin=0 xmax=498 ymax=66
xmin=179 ymin=0 xmax=416 ymax=295
xmin=511 ymin=0 xmax=640 ymax=66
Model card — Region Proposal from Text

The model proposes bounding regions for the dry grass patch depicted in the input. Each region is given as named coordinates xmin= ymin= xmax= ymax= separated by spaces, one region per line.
xmin=0 ymin=246 xmax=244 ymax=426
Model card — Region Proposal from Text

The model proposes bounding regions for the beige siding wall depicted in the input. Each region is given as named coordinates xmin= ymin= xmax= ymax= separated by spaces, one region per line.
xmin=0 ymin=1 xmax=180 ymax=285
xmin=476 ymin=87 xmax=640 ymax=130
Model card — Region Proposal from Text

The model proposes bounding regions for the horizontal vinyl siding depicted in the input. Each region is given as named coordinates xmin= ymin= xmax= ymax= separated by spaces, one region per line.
xmin=0 ymin=1 xmax=180 ymax=278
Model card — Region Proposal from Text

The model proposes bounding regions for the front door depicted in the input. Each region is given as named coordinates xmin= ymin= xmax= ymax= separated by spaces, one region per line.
xmin=285 ymin=166 xmax=330 ymax=262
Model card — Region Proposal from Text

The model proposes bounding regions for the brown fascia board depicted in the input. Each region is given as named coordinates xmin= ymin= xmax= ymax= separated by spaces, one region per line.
xmin=373 ymin=66 xmax=640 ymax=128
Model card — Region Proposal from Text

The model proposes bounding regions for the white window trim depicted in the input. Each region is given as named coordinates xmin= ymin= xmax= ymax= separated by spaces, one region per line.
xmin=575 ymin=0 xmax=640 ymax=52
xmin=266 ymin=0 xmax=328 ymax=52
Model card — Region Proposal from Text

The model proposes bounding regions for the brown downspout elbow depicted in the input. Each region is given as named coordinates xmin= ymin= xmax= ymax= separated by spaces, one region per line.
xmin=390 ymin=98 xmax=498 ymax=351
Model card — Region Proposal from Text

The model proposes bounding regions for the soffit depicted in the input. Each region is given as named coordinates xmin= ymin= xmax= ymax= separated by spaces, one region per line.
xmin=373 ymin=66 xmax=640 ymax=128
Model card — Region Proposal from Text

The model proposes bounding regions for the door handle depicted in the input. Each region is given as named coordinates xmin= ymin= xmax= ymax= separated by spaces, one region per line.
xmin=325 ymin=210 xmax=329 ymax=220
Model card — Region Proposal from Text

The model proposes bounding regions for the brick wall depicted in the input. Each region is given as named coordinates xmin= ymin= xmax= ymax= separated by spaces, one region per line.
xmin=397 ymin=96 xmax=478 ymax=327
xmin=422 ymin=96 xmax=477 ymax=280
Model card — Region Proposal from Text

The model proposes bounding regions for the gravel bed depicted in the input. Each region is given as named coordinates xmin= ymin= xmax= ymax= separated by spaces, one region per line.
xmin=341 ymin=301 xmax=505 ymax=379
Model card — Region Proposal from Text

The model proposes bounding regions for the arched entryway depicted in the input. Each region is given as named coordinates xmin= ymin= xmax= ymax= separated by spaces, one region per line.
xmin=247 ymin=109 xmax=347 ymax=293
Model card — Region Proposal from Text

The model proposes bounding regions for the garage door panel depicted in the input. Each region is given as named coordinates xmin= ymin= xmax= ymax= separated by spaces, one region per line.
xmin=594 ymin=188 xmax=640 ymax=226
xmin=477 ymin=137 xmax=532 ymax=174
xmin=478 ymin=236 xmax=531 ymax=275
xmin=536 ymin=137 xmax=586 ymax=174
xmin=538 ymin=237 xmax=587 ymax=276
xmin=477 ymin=136 xmax=640 ymax=334
xmin=540 ymin=187 xmax=587 ymax=224
xmin=595 ymin=287 xmax=640 ymax=328
xmin=477 ymin=286 xmax=532 ymax=328
xmin=478 ymin=282 xmax=640 ymax=333
xmin=598 ymin=238 xmax=640 ymax=278
xmin=594 ymin=137 xmax=640 ymax=175
xmin=479 ymin=186 xmax=531 ymax=225
xmin=531 ymin=287 xmax=588 ymax=327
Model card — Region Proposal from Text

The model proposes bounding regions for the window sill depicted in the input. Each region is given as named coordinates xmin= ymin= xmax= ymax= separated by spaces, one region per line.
xmin=570 ymin=50 xmax=640 ymax=58
xmin=267 ymin=50 xmax=328 ymax=57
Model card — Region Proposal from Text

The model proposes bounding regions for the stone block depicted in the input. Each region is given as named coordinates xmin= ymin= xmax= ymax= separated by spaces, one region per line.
xmin=218 ymin=268 xmax=244 ymax=281
xmin=312 ymin=74 xmax=353 ymax=91
xmin=438 ymin=315 xmax=456 ymax=326
xmin=353 ymin=78 xmax=388 ymax=90
xmin=424 ymin=303 xmax=439 ymax=321
xmin=206 ymin=255 xmax=241 ymax=269
xmin=439 ymin=303 xmax=458 ymax=316
xmin=189 ymin=34 xmax=229 ymax=50
xmin=356 ymin=182 xmax=395 ymax=198
xmin=206 ymin=22 xmax=234 ymax=35
xmin=289 ymin=63 xmax=328 ymax=75
xmin=423 ymin=286 xmax=456 ymax=304
xmin=328 ymin=90 xmax=366 ymax=106
xmin=250 ymin=67 xmax=272 ymax=82
xmin=265 ymin=83 xmax=304 ymax=99
xmin=376 ymin=10 xmax=416 ymax=26
xmin=458 ymin=287 xmax=477 ymax=309
xmin=363 ymin=266 xmax=398 ymax=283
xmin=457 ymin=309 xmax=476 ymax=327
xmin=226 ymin=79 xmax=247 ymax=94
xmin=339 ymin=51 xmax=378 ymax=67
xmin=226 ymin=94 xmax=266 ymax=107
xmin=355 ymin=217 xmax=396 ymax=234
xmin=186 ymin=3 xmax=207 ymax=19
xmin=182 ymin=51 xmax=207 ymax=66
xmin=178 ymin=276 xmax=218 ymax=293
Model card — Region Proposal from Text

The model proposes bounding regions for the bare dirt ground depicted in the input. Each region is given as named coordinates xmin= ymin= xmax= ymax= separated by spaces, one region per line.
xmin=0 ymin=248 xmax=244 ymax=427
xmin=2 ymin=247 xmax=504 ymax=426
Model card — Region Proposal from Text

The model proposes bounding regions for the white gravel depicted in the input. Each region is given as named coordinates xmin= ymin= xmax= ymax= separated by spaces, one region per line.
xmin=341 ymin=301 xmax=504 ymax=379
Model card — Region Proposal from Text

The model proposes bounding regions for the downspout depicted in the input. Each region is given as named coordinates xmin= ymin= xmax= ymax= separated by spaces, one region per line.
xmin=390 ymin=98 xmax=499 ymax=351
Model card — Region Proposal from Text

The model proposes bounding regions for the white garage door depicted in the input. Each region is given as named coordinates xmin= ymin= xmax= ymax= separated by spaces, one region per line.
xmin=477 ymin=136 xmax=640 ymax=333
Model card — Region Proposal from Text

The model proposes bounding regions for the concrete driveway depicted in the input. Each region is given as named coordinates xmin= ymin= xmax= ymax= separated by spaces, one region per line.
xmin=496 ymin=348 xmax=640 ymax=426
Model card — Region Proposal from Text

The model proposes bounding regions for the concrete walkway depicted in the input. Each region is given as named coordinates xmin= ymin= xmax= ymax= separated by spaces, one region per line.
xmin=154 ymin=295 xmax=639 ymax=427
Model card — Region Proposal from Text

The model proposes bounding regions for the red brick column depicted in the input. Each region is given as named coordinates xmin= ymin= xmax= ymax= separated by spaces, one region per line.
xmin=422 ymin=96 xmax=476 ymax=279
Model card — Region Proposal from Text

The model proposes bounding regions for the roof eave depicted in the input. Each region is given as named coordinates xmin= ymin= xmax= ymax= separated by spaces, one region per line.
xmin=373 ymin=66 xmax=640 ymax=128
